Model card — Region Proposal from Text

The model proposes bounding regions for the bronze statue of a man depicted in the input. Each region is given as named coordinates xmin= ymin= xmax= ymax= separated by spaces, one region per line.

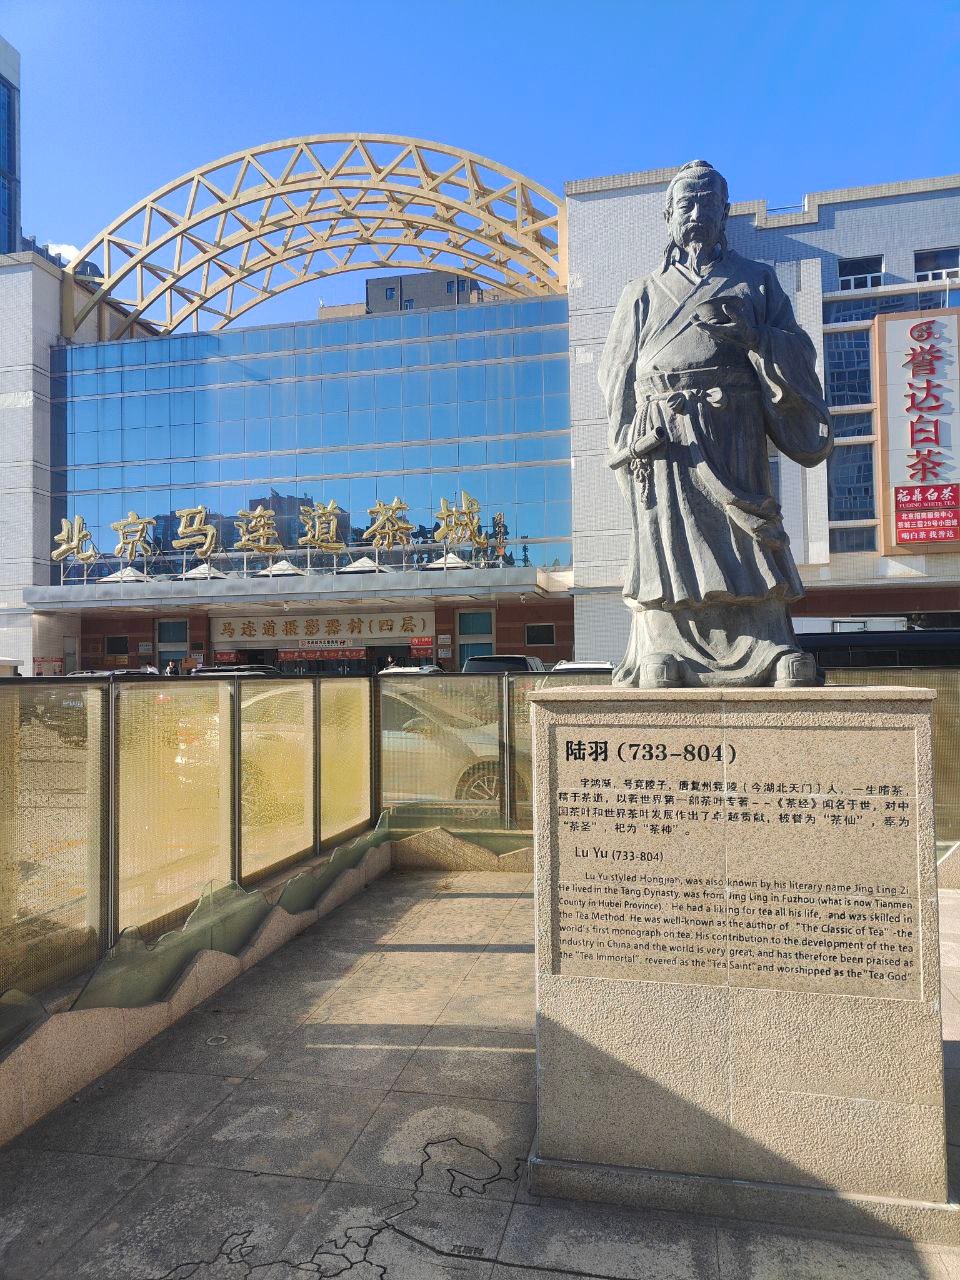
xmin=598 ymin=159 xmax=833 ymax=689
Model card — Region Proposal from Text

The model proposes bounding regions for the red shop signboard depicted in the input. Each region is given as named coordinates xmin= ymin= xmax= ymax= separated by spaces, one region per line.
xmin=894 ymin=484 xmax=960 ymax=544
xmin=277 ymin=648 xmax=366 ymax=660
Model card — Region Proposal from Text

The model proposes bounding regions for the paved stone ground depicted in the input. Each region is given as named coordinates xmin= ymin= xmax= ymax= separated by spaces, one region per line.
xmin=2 ymin=871 xmax=960 ymax=1278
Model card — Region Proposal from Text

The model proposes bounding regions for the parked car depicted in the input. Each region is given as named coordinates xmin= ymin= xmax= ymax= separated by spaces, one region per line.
xmin=550 ymin=660 xmax=615 ymax=675
xmin=461 ymin=654 xmax=545 ymax=673
xmin=379 ymin=665 xmax=443 ymax=676
xmin=380 ymin=681 xmax=528 ymax=805
xmin=190 ymin=663 xmax=279 ymax=676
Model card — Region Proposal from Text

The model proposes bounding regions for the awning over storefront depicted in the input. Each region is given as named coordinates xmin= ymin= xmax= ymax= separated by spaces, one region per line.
xmin=23 ymin=565 xmax=570 ymax=614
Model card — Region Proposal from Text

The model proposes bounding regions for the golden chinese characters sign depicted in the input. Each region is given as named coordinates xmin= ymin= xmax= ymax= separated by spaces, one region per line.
xmin=435 ymin=491 xmax=488 ymax=549
xmin=363 ymin=498 xmax=415 ymax=550
xmin=211 ymin=611 xmax=435 ymax=649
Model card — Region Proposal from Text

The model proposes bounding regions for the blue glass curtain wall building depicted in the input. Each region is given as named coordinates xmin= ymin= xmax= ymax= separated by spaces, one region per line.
xmin=0 ymin=71 xmax=18 ymax=255
xmin=52 ymin=297 xmax=571 ymax=572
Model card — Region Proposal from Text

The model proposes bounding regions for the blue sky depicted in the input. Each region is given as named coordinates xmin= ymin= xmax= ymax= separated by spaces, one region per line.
xmin=5 ymin=0 xmax=960 ymax=323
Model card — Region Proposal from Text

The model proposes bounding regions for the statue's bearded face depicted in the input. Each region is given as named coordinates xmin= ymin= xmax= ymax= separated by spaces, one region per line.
xmin=666 ymin=178 xmax=728 ymax=251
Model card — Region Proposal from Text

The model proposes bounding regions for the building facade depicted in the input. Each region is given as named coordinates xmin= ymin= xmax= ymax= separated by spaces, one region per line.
xmin=0 ymin=36 xmax=19 ymax=257
xmin=365 ymin=271 xmax=483 ymax=314
xmin=23 ymin=292 xmax=573 ymax=673
xmin=564 ymin=167 xmax=960 ymax=659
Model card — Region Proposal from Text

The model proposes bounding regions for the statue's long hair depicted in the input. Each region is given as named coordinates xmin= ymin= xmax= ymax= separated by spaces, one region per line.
xmin=661 ymin=159 xmax=729 ymax=273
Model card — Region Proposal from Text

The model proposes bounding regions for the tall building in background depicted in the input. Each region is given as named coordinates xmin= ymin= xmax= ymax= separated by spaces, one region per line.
xmin=0 ymin=35 xmax=20 ymax=255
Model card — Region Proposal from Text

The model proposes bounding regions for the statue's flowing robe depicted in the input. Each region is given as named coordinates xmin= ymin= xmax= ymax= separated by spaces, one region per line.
xmin=598 ymin=249 xmax=832 ymax=686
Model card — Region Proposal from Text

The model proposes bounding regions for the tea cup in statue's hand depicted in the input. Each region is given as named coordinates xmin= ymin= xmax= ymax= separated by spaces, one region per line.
xmin=692 ymin=298 xmax=759 ymax=349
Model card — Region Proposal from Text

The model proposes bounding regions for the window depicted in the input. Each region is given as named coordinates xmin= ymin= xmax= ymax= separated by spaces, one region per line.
xmin=829 ymin=526 xmax=876 ymax=553
xmin=525 ymin=622 xmax=555 ymax=646
xmin=157 ymin=619 xmax=188 ymax=644
xmin=824 ymin=331 xmax=871 ymax=406
xmin=838 ymin=255 xmax=883 ymax=290
xmin=457 ymin=609 xmax=494 ymax=670
xmin=105 ymin=635 xmax=129 ymax=656
xmin=446 ymin=280 xmax=455 ymax=294
xmin=833 ymin=411 xmax=874 ymax=439
xmin=458 ymin=610 xmax=493 ymax=636
xmin=385 ymin=287 xmax=396 ymax=300
xmin=457 ymin=278 xmax=466 ymax=293
xmin=402 ymin=299 xmax=414 ymax=311
xmin=458 ymin=641 xmax=493 ymax=666
xmin=827 ymin=443 xmax=874 ymax=521
xmin=915 ymin=248 xmax=959 ymax=282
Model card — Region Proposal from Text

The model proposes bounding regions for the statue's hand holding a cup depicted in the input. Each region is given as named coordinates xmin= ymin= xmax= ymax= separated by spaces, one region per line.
xmin=692 ymin=296 xmax=759 ymax=350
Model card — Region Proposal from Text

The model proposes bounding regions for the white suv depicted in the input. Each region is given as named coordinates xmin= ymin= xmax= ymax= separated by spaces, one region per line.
xmin=461 ymin=654 xmax=546 ymax=673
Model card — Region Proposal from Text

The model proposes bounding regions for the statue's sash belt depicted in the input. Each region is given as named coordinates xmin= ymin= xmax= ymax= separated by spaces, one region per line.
xmin=634 ymin=367 xmax=755 ymax=394
xmin=626 ymin=368 xmax=787 ymax=551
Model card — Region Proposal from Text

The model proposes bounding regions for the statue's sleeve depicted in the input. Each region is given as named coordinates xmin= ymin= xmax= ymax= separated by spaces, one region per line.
xmin=598 ymin=282 xmax=642 ymax=453
xmin=749 ymin=269 xmax=833 ymax=467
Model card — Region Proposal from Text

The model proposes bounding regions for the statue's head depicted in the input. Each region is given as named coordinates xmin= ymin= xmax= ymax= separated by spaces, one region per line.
xmin=663 ymin=160 xmax=729 ymax=256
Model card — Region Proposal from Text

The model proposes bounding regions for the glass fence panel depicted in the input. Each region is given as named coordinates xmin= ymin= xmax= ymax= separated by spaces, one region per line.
xmin=117 ymin=681 xmax=232 ymax=935
xmin=380 ymin=675 xmax=503 ymax=829
xmin=826 ymin=668 xmax=960 ymax=843
xmin=508 ymin=672 xmax=612 ymax=827
xmin=240 ymin=679 xmax=315 ymax=881
xmin=0 ymin=684 xmax=104 ymax=994
xmin=319 ymin=678 xmax=371 ymax=843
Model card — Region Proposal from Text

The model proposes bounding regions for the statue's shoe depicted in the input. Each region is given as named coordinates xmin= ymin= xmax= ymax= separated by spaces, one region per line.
xmin=635 ymin=653 xmax=684 ymax=689
xmin=772 ymin=650 xmax=823 ymax=688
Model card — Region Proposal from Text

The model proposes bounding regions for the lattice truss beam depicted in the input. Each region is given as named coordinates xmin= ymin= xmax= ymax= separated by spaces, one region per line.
xmin=64 ymin=134 xmax=567 ymax=335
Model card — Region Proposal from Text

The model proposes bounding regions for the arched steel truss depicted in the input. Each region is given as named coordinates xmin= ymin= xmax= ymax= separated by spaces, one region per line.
xmin=63 ymin=134 xmax=566 ymax=336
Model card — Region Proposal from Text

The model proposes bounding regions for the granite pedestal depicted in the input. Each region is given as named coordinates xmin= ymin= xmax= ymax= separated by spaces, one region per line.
xmin=528 ymin=687 xmax=960 ymax=1241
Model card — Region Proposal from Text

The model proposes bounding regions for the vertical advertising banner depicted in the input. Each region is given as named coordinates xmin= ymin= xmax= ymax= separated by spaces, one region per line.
xmin=880 ymin=310 xmax=960 ymax=552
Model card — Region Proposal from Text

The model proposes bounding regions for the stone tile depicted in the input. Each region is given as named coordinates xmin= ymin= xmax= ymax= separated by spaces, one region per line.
xmin=266 ymin=1177 xmax=510 ymax=1279
xmin=0 ymin=1147 xmax=153 ymax=1277
xmin=255 ymin=1019 xmax=424 ymax=1088
xmin=487 ymin=918 xmax=536 ymax=945
xmin=340 ymin=944 xmax=482 ymax=991
xmin=324 ymin=966 xmax=470 ymax=1003
xmin=13 ymin=1067 xmax=235 ymax=1160
xmin=333 ymin=1090 xmax=536 ymax=1201
xmin=390 ymin=901 xmax=517 ymax=945
xmin=942 ymin=988 xmax=960 ymax=1044
xmin=168 ymin=1077 xmax=386 ymax=1179
xmin=122 ymin=1004 xmax=288 ymax=1076
xmin=306 ymin=987 xmax=453 ymax=1027
xmin=43 ymin=1162 xmax=321 ymax=1279
xmin=393 ymin=1025 xmax=536 ymax=1104
xmin=497 ymin=1199 xmax=720 ymax=1280
xmin=717 ymin=1224 xmax=949 ymax=1279
xmin=947 ymin=1139 xmax=960 ymax=1199
xmin=436 ymin=990 xmax=535 ymax=1030
xmin=257 ymin=937 xmax=369 ymax=981
xmin=939 ymin=1246 xmax=960 ymax=1279
xmin=465 ymin=952 xmax=536 ymax=984
xmin=200 ymin=967 xmax=339 ymax=1020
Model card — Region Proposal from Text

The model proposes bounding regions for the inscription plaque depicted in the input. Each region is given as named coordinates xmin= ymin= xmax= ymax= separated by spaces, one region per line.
xmin=551 ymin=723 xmax=921 ymax=999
